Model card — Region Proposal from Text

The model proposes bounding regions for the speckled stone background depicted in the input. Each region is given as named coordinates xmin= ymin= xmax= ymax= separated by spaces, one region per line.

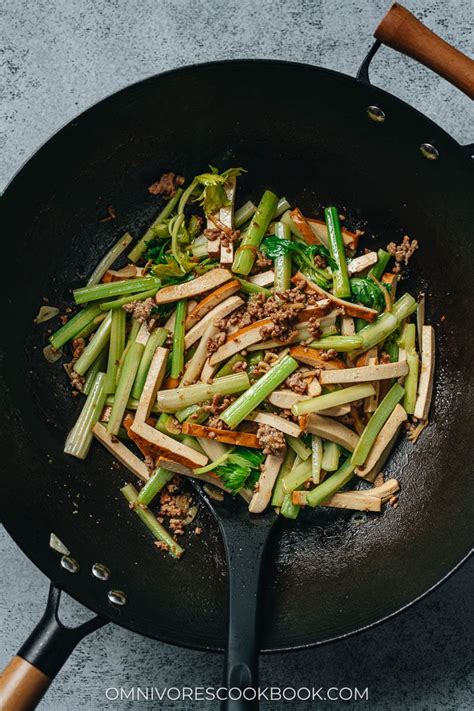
xmin=1 ymin=1 xmax=473 ymax=709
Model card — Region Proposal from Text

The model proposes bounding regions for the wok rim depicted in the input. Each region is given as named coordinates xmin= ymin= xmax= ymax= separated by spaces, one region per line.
xmin=0 ymin=56 xmax=472 ymax=653
xmin=0 ymin=56 xmax=468 ymax=204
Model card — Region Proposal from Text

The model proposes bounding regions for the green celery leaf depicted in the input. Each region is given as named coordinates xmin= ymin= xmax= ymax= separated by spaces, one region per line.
xmin=261 ymin=235 xmax=337 ymax=271
xmin=350 ymin=277 xmax=385 ymax=311
xmin=194 ymin=166 xmax=246 ymax=215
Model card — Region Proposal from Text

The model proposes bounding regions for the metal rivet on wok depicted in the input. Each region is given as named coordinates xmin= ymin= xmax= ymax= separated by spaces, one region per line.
xmin=108 ymin=589 xmax=128 ymax=606
xmin=92 ymin=563 xmax=111 ymax=581
xmin=420 ymin=143 xmax=439 ymax=160
xmin=367 ymin=105 xmax=385 ymax=122
xmin=60 ymin=555 xmax=80 ymax=573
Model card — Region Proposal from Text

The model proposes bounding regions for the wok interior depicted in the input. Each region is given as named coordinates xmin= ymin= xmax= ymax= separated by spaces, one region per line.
xmin=0 ymin=61 xmax=472 ymax=651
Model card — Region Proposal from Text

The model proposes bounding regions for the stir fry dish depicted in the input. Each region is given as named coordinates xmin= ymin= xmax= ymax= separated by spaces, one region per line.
xmin=42 ymin=167 xmax=435 ymax=558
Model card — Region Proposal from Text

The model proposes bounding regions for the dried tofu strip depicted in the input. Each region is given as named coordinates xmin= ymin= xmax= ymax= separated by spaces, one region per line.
xmin=135 ymin=347 xmax=168 ymax=424
xmin=181 ymin=322 xmax=218 ymax=386
xmin=347 ymin=252 xmax=378 ymax=275
xmin=291 ymin=489 xmax=381 ymax=510
xmin=361 ymin=478 xmax=400 ymax=502
xmin=219 ymin=176 xmax=236 ymax=265
xmin=364 ymin=354 xmax=379 ymax=413
xmin=184 ymin=295 xmax=244 ymax=349
xmin=129 ymin=348 xmax=207 ymax=468
xmin=155 ymin=269 xmax=233 ymax=304
xmin=245 ymin=411 xmax=301 ymax=437
xmin=200 ymin=358 xmax=218 ymax=383
xmin=92 ymin=423 xmax=149 ymax=482
xmin=130 ymin=419 xmax=207 ymax=469
xmin=182 ymin=422 xmax=260 ymax=448
xmin=268 ymin=390 xmax=304 ymax=409
xmin=248 ymin=270 xmax=275 ymax=287
xmin=293 ymin=272 xmax=377 ymax=322
xmin=319 ymin=360 xmax=408 ymax=384
xmin=208 ymin=318 xmax=271 ymax=366
xmin=249 ymin=450 xmax=286 ymax=513
xmin=306 ymin=217 xmax=360 ymax=250
xmin=414 ymin=326 xmax=435 ymax=421
xmin=290 ymin=345 xmax=346 ymax=370
xmin=321 ymin=491 xmax=381 ymax=512
xmin=340 ymin=316 xmax=355 ymax=336
xmin=305 ymin=414 xmax=359 ymax=451
xmin=356 ymin=404 xmax=407 ymax=480
xmin=165 ymin=300 xmax=197 ymax=330
xmin=318 ymin=405 xmax=350 ymax=417
xmin=185 ymin=280 xmax=240 ymax=330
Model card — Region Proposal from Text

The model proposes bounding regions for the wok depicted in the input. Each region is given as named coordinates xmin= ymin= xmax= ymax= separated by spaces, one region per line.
xmin=0 ymin=3 xmax=473 ymax=710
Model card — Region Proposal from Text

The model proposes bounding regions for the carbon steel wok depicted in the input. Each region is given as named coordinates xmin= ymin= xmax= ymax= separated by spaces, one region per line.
xmin=0 ymin=4 xmax=473 ymax=710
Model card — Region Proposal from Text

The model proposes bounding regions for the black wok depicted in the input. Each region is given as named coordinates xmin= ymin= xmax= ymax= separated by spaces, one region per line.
xmin=0 ymin=4 xmax=473 ymax=710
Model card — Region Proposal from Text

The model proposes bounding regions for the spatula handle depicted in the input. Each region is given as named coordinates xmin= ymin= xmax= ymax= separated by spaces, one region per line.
xmin=222 ymin=542 xmax=264 ymax=710
xmin=219 ymin=513 xmax=274 ymax=711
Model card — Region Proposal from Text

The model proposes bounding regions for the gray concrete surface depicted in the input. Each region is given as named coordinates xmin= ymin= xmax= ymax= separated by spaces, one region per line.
xmin=1 ymin=0 xmax=473 ymax=709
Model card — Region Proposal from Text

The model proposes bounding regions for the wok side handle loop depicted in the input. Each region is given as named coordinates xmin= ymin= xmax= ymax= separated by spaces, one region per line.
xmin=0 ymin=582 xmax=107 ymax=711
xmin=373 ymin=3 xmax=474 ymax=99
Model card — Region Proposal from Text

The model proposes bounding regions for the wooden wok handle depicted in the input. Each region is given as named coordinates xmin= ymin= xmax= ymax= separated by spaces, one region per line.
xmin=0 ymin=583 xmax=107 ymax=711
xmin=0 ymin=657 xmax=51 ymax=711
xmin=375 ymin=3 xmax=474 ymax=99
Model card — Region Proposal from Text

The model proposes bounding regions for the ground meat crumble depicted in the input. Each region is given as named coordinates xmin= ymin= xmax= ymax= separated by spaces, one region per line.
xmin=204 ymin=226 xmax=240 ymax=247
xmin=256 ymin=424 xmax=286 ymax=455
xmin=387 ymin=235 xmax=418 ymax=273
xmin=231 ymin=360 xmax=248 ymax=372
xmin=148 ymin=172 xmax=185 ymax=199
xmin=285 ymin=371 xmax=308 ymax=395
xmin=123 ymin=297 xmax=155 ymax=324
xmin=203 ymin=393 xmax=235 ymax=416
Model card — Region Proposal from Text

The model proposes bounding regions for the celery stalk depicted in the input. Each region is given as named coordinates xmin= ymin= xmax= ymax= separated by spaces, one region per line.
xmin=304 ymin=458 xmax=355 ymax=507
xmin=121 ymin=484 xmax=184 ymax=558
xmin=220 ymin=356 xmax=298 ymax=429
xmin=64 ymin=372 xmax=106 ymax=459
xmin=292 ymin=383 xmax=375 ymax=416
xmin=73 ymin=312 xmax=112 ymax=376
xmin=403 ymin=324 xmax=419 ymax=414
xmin=351 ymin=382 xmax=405 ymax=466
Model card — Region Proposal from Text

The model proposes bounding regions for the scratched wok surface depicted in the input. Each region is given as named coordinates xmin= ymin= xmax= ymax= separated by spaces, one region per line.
xmin=0 ymin=61 xmax=472 ymax=652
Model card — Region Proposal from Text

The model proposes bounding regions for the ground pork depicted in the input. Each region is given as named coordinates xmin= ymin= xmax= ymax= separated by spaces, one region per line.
xmin=148 ymin=172 xmax=185 ymax=199
xmin=203 ymin=393 xmax=235 ymax=415
xmin=387 ymin=235 xmax=418 ymax=273
xmin=259 ymin=297 xmax=300 ymax=342
xmin=380 ymin=351 xmax=392 ymax=364
xmin=71 ymin=337 xmax=85 ymax=360
xmin=123 ymin=297 xmax=155 ymax=323
xmin=231 ymin=360 xmax=248 ymax=372
xmin=204 ymin=226 xmax=240 ymax=247
xmin=285 ymin=371 xmax=308 ymax=395
xmin=276 ymin=285 xmax=307 ymax=304
xmin=207 ymin=330 xmax=227 ymax=354
xmin=251 ymin=251 xmax=272 ymax=271
xmin=206 ymin=415 xmax=229 ymax=429
xmin=320 ymin=348 xmax=338 ymax=360
xmin=256 ymin=424 xmax=286 ymax=455
xmin=307 ymin=315 xmax=321 ymax=338
xmin=216 ymin=293 xmax=267 ymax=332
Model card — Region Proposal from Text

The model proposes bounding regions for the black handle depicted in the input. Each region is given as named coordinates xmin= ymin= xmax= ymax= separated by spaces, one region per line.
xmin=223 ymin=536 xmax=265 ymax=710
xmin=18 ymin=582 xmax=107 ymax=679
xmin=217 ymin=504 xmax=276 ymax=711
xmin=0 ymin=582 xmax=107 ymax=711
